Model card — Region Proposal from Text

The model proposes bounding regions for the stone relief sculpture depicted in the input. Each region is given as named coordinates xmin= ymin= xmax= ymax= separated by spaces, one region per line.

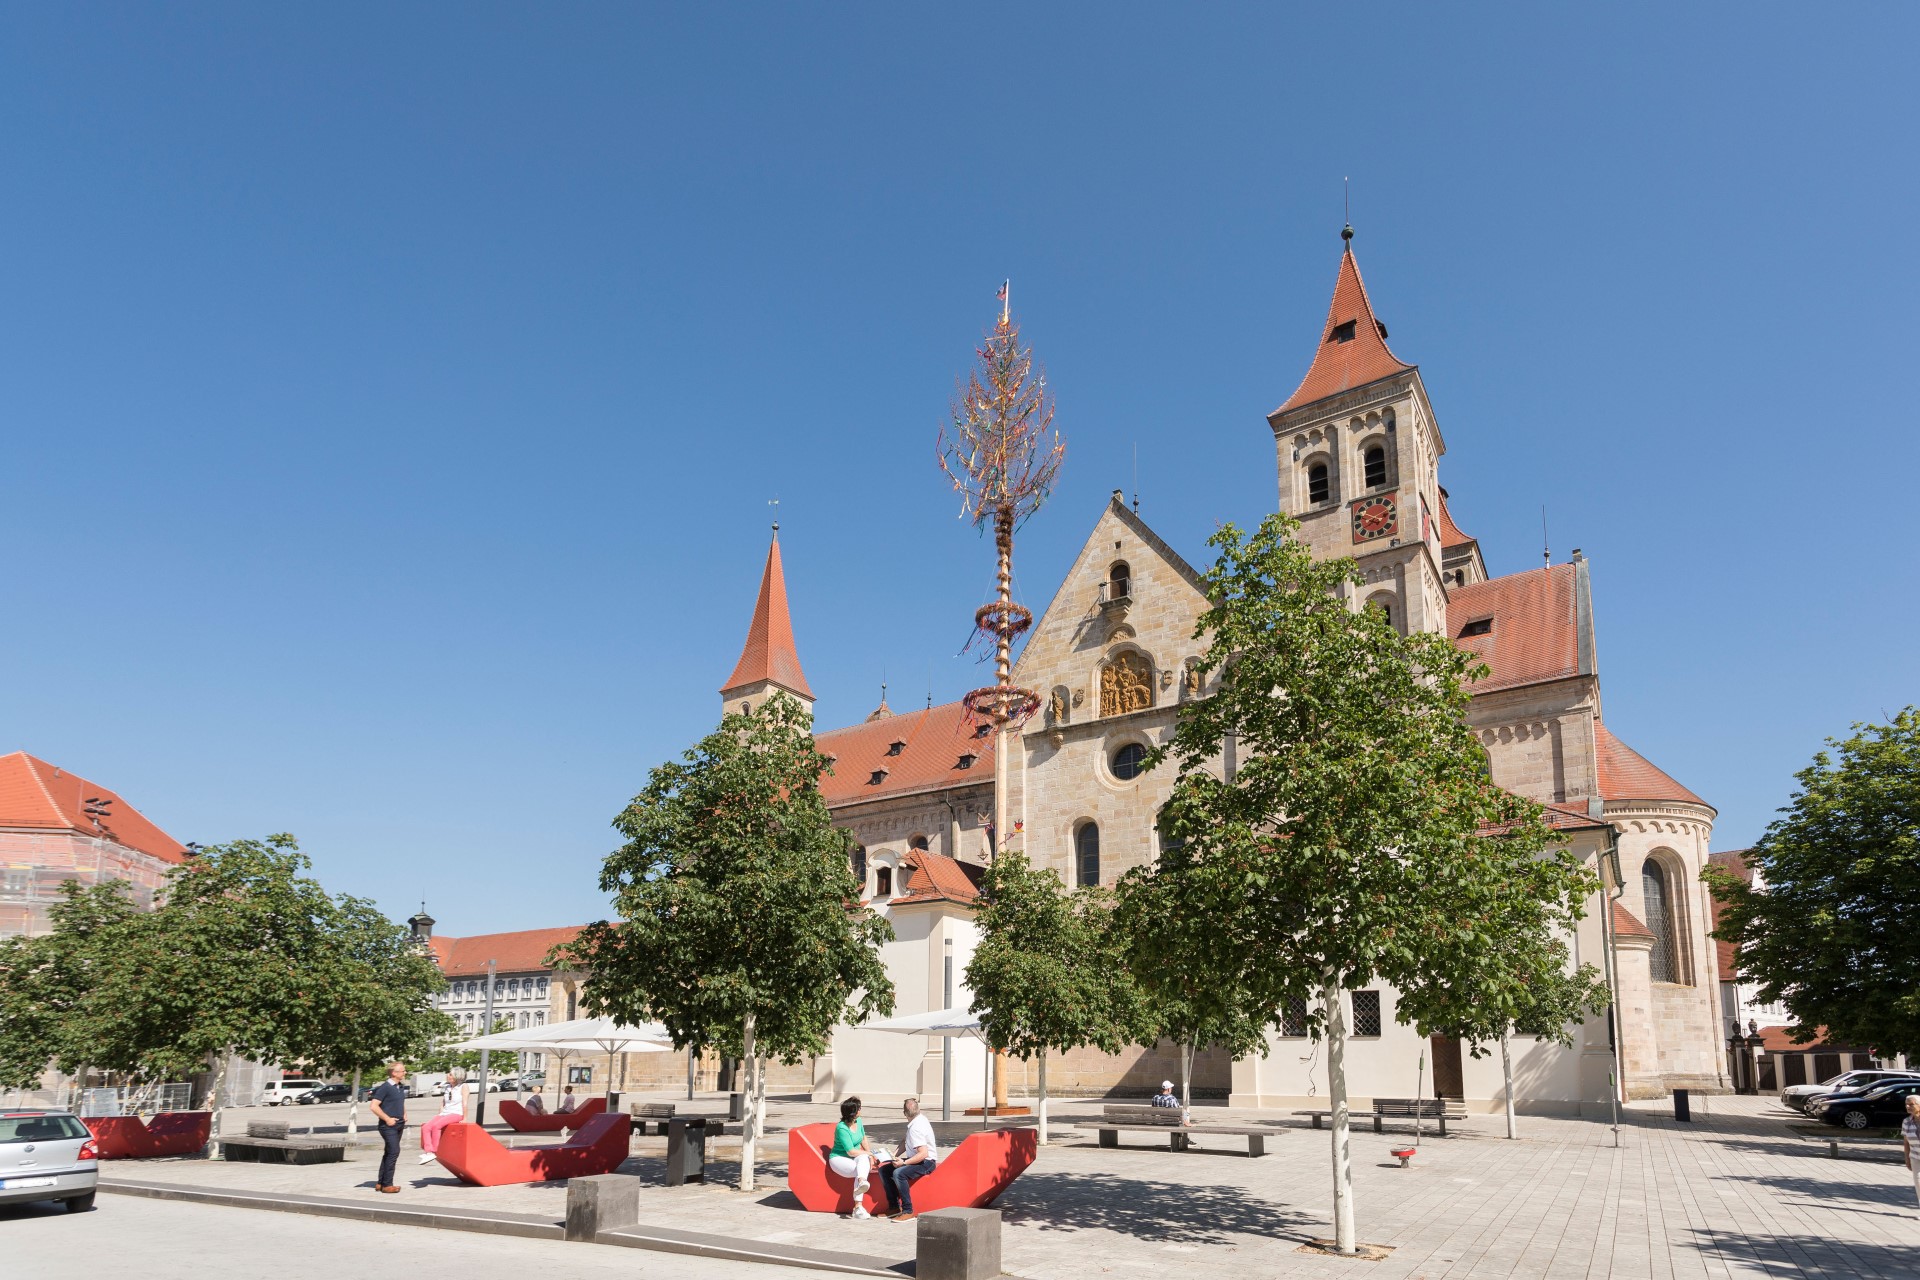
xmin=1099 ymin=651 xmax=1154 ymax=717
xmin=1184 ymin=662 xmax=1202 ymax=698
xmin=1048 ymin=688 xmax=1068 ymax=725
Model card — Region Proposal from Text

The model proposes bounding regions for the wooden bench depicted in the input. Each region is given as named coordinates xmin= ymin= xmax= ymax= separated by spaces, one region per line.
xmin=629 ymin=1101 xmax=675 ymax=1135
xmin=218 ymin=1120 xmax=348 ymax=1165
xmin=1093 ymin=1104 xmax=1277 ymax=1157
xmin=1294 ymin=1099 xmax=1467 ymax=1137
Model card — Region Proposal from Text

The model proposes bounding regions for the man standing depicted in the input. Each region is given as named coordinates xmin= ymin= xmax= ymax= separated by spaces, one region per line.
xmin=883 ymin=1097 xmax=938 ymax=1222
xmin=368 ymin=1062 xmax=409 ymax=1194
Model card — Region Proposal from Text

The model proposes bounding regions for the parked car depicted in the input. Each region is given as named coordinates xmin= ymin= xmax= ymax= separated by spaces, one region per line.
xmin=295 ymin=1082 xmax=370 ymax=1105
xmin=1782 ymin=1068 xmax=1920 ymax=1113
xmin=1807 ymin=1079 xmax=1920 ymax=1129
xmin=0 ymin=1110 xmax=98 ymax=1213
xmin=261 ymin=1078 xmax=325 ymax=1107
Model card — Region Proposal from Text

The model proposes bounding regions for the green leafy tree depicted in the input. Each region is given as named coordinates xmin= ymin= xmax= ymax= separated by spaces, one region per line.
xmin=0 ymin=882 xmax=146 ymax=1090
xmin=552 ymin=693 xmax=895 ymax=1191
xmin=413 ymin=1016 xmax=507 ymax=1075
xmin=1155 ymin=513 xmax=1593 ymax=1255
xmin=1705 ymin=709 xmax=1920 ymax=1058
xmin=966 ymin=851 xmax=1141 ymax=1142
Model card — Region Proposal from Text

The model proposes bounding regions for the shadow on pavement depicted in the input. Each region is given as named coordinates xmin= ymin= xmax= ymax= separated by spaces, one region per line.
xmin=1689 ymin=1227 xmax=1920 ymax=1280
xmin=998 ymin=1171 xmax=1320 ymax=1245
xmin=1714 ymin=1172 xmax=1915 ymax=1211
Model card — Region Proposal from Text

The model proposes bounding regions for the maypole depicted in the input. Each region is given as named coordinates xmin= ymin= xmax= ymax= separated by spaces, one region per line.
xmin=938 ymin=281 xmax=1065 ymax=1114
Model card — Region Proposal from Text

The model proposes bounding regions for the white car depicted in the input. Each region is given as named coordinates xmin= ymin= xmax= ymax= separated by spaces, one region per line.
xmin=0 ymin=1110 xmax=98 ymax=1213
xmin=261 ymin=1078 xmax=324 ymax=1107
xmin=1783 ymin=1068 xmax=1920 ymax=1113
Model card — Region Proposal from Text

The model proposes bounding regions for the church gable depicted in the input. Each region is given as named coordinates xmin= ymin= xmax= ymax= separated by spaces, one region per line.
xmin=1013 ymin=493 xmax=1212 ymax=728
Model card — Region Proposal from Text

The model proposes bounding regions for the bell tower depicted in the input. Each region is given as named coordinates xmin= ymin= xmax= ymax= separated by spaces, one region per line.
xmin=719 ymin=524 xmax=815 ymax=721
xmin=1267 ymin=228 xmax=1483 ymax=635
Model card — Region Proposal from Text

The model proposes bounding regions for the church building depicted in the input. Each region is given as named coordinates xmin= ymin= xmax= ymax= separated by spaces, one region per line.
xmin=717 ymin=236 xmax=1727 ymax=1113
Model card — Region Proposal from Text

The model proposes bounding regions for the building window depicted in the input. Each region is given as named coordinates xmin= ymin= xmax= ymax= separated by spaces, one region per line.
xmin=1156 ymin=804 xmax=1187 ymax=858
xmin=1367 ymin=595 xmax=1396 ymax=633
xmin=1307 ymin=462 xmax=1330 ymax=504
xmin=1076 ymin=823 xmax=1101 ymax=887
xmin=566 ymin=989 xmax=578 ymax=1020
xmin=909 ymin=834 xmax=929 ymax=851
xmin=1108 ymin=562 xmax=1131 ymax=601
xmin=1363 ymin=444 xmax=1387 ymax=489
xmin=1351 ymin=990 xmax=1383 ymax=1037
xmin=1280 ymin=998 xmax=1309 ymax=1037
xmin=875 ymin=866 xmax=893 ymax=897
xmin=1329 ymin=319 xmax=1357 ymax=344
xmin=1458 ymin=617 xmax=1493 ymax=638
xmin=851 ymin=845 xmax=868 ymax=888
xmin=1110 ymin=742 xmax=1147 ymax=781
xmin=537 ymin=978 xmax=548 ymax=997
xmin=1643 ymin=859 xmax=1684 ymax=984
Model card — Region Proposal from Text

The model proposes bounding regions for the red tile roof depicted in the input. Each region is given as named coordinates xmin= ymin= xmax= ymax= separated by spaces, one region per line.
xmin=1708 ymin=849 xmax=1753 ymax=884
xmin=0 ymin=751 xmax=188 ymax=865
xmin=429 ymin=925 xmax=584 ymax=977
xmin=890 ymin=850 xmax=982 ymax=906
xmin=1611 ymin=901 xmax=1656 ymax=941
xmin=721 ymin=533 xmax=813 ymax=700
xmin=1754 ymin=1024 xmax=1869 ymax=1053
xmin=1595 ymin=724 xmax=1705 ymax=806
xmin=1435 ymin=489 xmax=1474 ymax=550
xmin=1450 ymin=564 xmax=1580 ymax=693
xmin=1476 ymin=798 xmax=1607 ymax=837
xmin=815 ymin=700 xmax=995 ymax=807
xmin=1273 ymin=245 xmax=1414 ymax=416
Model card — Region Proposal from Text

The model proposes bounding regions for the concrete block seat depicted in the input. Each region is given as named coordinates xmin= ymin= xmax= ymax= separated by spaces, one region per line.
xmin=83 ymin=1111 xmax=211 ymax=1159
xmin=436 ymin=1112 xmax=632 ymax=1187
xmin=786 ymin=1122 xmax=1036 ymax=1217
xmin=497 ymin=1096 xmax=607 ymax=1133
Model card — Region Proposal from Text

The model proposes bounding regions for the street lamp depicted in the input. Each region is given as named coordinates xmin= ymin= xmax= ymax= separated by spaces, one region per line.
xmin=1589 ymin=797 xmax=1627 ymax=1147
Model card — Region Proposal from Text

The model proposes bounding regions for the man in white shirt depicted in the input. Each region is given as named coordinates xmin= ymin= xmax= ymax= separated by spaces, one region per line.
xmin=883 ymin=1097 xmax=939 ymax=1221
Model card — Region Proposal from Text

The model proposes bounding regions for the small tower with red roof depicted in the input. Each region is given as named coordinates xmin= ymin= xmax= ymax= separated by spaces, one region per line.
xmin=719 ymin=525 xmax=814 ymax=721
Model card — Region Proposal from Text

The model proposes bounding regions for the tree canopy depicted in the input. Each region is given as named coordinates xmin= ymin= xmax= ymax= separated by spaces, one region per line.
xmin=1705 ymin=708 xmax=1920 ymax=1057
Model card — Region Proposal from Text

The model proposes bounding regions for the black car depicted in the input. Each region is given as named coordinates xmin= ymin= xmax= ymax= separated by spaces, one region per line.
xmin=1807 ymin=1078 xmax=1920 ymax=1129
xmin=295 ymin=1082 xmax=369 ymax=1105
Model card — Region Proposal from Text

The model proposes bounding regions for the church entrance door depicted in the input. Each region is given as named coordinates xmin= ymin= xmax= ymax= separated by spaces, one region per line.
xmin=1430 ymin=1035 xmax=1465 ymax=1100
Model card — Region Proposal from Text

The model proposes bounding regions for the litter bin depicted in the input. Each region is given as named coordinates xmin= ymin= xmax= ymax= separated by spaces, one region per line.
xmin=727 ymin=1092 xmax=745 ymax=1121
xmin=1673 ymin=1089 xmax=1691 ymax=1122
xmin=666 ymin=1118 xmax=708 ymax=1186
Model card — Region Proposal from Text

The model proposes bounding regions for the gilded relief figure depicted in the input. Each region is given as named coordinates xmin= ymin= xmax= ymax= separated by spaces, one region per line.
xmin=1100 ymin=651 xmax=1154 ymax=717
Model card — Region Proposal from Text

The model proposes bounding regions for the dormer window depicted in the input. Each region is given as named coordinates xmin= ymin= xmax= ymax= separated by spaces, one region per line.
xmin=1458 ymin=618 xmax=1493 ymax=638
xmin=957 ymin=752 xmax=978 ymax=770
xmin=875 ymin=866 xmax=893 ymax=897
xmin=1363 ymin=445 xmax=1387 ymax=489
xmin=1329 ymin=319 xmax=1357 ymax=344
xmin=886 ymin=740 xmax=906 ymax=757
xmin=868 ymin=768 xmax=889 ymax=785
xmin=1307 ymin=462 xmax=1330 ymax=505
xmin=974 ymin=723 xmax=992 ymax=739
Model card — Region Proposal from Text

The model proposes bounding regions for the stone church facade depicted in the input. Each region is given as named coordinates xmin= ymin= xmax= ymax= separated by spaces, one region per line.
xmin=717 ymin=237 xmax=1727 ymax=1112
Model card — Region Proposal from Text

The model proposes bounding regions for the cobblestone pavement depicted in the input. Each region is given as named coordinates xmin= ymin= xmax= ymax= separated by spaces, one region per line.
xmin=98 ymin=1094 xmax=1920 ymax=1278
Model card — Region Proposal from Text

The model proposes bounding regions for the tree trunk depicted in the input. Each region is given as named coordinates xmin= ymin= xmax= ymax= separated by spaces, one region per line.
xmin=738 ymin=1015 xmax=759 ymax=1192
xmin=206 ymin=1052 xmax=230 ymax=1144
xmin=754 ymin=1054 xmax=771 ymax=1188
xmin=993 ymin=1048 xmax=1008 ymax=1113
xmin=1325 ymin=978 xmax=1356 ymax=1256
xmin=1037 ymin=1050 xmax=1050 ymax=1145
xmin=1501 ymin=1034 xmax=1517 ymax=1140
xmin=347 ymin=1067 xmax=363 ymax=1140
xmin=1180 ymin=1041 xmax=1194 ymax=1124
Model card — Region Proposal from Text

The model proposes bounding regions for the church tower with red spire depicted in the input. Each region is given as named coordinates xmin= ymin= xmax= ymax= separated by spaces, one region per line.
xmin=719 ymin=525 xmax=814 ymax=721
xmin=1268 ymin=228 xmax=1486 ymax=638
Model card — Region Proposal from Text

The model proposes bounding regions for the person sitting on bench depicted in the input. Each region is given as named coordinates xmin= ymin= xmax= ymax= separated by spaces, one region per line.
xmin=829 ymin=1096 xmax=876 ymax=1220
xmin=522 ymin=1085 xmax=547 ymax=1115
xmin=1151 ymin=1080 xmax=1180 ymax=1109
xmin=557 ymin=1086 xmax=579 ymax=1113
xmin=882 ymin=1097 xmax=939 ymax=1221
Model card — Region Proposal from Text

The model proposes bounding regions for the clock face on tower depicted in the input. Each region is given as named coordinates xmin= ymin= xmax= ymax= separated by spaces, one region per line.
xmin=1351 ymin=494 xmax=1397 ymax=543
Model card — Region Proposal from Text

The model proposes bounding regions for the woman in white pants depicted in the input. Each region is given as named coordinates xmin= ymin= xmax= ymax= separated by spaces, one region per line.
xmin=1904 ymin=1094 xmax=1920 ymax=1208
xmin=828 ymin=1097 xmax=875 ymax=1219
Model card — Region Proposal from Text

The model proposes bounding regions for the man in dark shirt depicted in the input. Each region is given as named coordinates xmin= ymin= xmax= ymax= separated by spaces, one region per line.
xmin=368 ymin=1062 xmax=409 ymax=1193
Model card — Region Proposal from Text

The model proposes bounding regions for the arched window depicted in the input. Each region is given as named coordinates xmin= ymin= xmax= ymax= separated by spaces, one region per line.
xmin=1363 ymin=444 xmax=1387 ymax=489
xmin=1108 ymin=562 xmax=1131 ymax=601
xmin=851 ymin=845 xmax=867 ymax=889
xmin=875 ymin=865 xmax=894 ymax=897
xmin=1367 ymin=595 xmax=1396 ymax=633
xmin=1076 ymin=823 xmax=1101 ymax=887
xmin=1642 ymin=859 xmax=1683 ymax=983
xmin=1307 ymin=461 xmax=1330 ymax=504
xmin=908 ymin=834 xmax=929 ymax=851
xmin=1110 ymin=742 xmax=1147 ymax=781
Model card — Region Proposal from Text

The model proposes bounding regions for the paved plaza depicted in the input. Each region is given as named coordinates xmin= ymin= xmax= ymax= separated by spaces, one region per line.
xmin=60 ymin=1093 xmax=1920 ymax=1278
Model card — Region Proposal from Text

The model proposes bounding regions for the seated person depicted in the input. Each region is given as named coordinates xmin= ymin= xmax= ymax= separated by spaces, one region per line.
xmin=882 ymin=1097 xmax=938 ymax=1221
xmin=557 ymin=1085 xmax=579 ymax=1114
xmin=1151 ymin=1079 xmax=1180 ymax=1108
xmin=522 ymin=1085 xmax=547 ymax=1115
xmin=828 ymin=1096 xmax=876 ymax=1220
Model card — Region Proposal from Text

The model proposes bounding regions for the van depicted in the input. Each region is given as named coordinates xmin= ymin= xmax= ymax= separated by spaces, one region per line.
xmin=262 ymin=1078 xmax=324 ymax=1107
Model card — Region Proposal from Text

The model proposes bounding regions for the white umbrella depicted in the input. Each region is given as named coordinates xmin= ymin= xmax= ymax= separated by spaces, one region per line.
xmin=453 ymin=1018 xmax=673 ymax=1104
xmin=859 ymin=1007 xmax=990 ymax=1126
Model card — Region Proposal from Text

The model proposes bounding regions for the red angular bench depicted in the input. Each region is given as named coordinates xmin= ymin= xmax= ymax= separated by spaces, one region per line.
xmin=787 ymin=1122 xmax=1036 ymax=1216
xmin=497 ymin=1096 xmax=606 ymax=1133
xmin=435 ymin=1112 xmax=631 ymax=1187
xmin=83 ymin=1111 xmax=211 ymax=1159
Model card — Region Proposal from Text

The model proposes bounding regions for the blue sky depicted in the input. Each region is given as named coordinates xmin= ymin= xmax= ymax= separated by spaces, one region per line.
xmin=4 ymin=5 xmax=1915 ymax=934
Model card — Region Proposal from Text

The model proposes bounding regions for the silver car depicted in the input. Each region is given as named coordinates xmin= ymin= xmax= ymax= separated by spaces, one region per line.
xmin=0 ymin=1110 xmax=98 ymax=1212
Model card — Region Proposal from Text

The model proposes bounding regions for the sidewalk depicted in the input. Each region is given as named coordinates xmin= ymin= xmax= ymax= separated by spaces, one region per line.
xmin=100 ymin=1094 xmax=1920 ymax=1278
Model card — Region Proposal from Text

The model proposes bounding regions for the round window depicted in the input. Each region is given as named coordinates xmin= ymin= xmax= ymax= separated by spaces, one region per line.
xmin=1111 ymin=742 xmax=1147 ymax=781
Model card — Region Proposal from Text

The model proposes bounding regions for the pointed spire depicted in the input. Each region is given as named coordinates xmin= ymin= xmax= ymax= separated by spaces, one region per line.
xmin=1273 ymin=232 xmax=1413 ymax=416
xmin=720 ymin=530 xmax=814 ymax=700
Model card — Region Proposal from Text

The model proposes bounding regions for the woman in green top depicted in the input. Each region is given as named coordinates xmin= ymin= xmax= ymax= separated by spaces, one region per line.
xmin=828 ymin=1096 xmax=875 ymax=1218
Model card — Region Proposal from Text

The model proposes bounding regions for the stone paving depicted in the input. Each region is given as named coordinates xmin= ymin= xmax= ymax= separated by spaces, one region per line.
xmin=99 ymin=1093 xmax=1920 ymax=1277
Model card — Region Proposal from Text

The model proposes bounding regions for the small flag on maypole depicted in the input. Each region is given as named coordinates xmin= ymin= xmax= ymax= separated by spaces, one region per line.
xmin=996 ymin=279 xmax=1009 ymax=325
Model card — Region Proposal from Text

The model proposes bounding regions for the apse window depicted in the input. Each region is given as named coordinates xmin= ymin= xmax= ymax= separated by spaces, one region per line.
xmin=1110 ymin=742 xmax=1147 ymax=781
xmin=1363 ymin=445 xmax=1387 ymax=489
xmin=1307 ymin=462 xmax=1330 ymax=504
xmin=875 ymin=866 xmax=893 ymax=897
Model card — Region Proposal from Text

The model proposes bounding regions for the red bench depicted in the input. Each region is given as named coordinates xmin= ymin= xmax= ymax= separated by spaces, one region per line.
xmin=786 ymin=1122 xmax=1036 ymax=1216
xmin=435 ymin=1112 xmax=631 ymax=1187
xmin=83 ymin=1111 xmax=212 ymax=1159
xmin=497 ymin=1096 xmax=607 ymax=1133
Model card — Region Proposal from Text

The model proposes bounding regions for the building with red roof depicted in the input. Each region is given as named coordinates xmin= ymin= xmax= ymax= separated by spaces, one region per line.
xmin=0 ymin=752 xmax=188 ymax=937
